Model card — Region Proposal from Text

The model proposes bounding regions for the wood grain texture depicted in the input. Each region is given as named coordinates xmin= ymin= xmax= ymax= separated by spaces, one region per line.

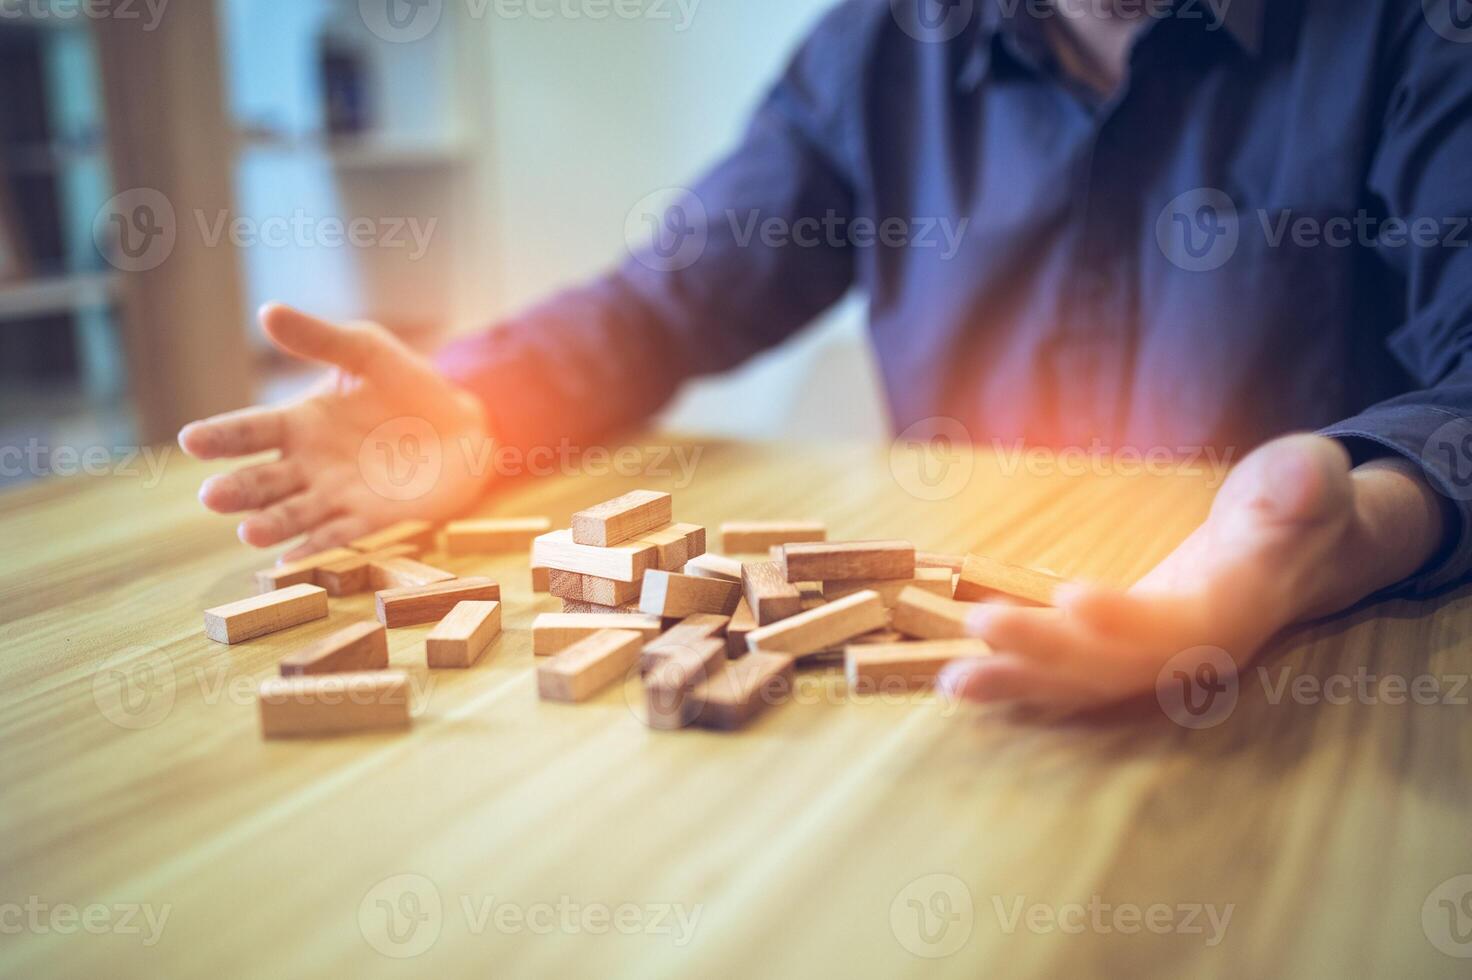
xmin=781 ymin=540 xmax=916 ymax=582
xmin=891 ymin=586 xmax=980 ymax=640
xmin=641 ymin=616 xmax=730 ymax=672
xmin=254 ymin=547 xmax=358 ymax=594
xmin=741 ymin=559 xmax=803 ymax=625
xmin=954 ymin=553 xmax=1066 ymax=605
xmin=745 ymin=590 xmax=888 ymax=656
xmin=531 ymin=613 xmax=664 ymax=656
xmin=374 ymin=578 xmax=501 ymax=628
xmin=425 ymin=600 xmax=502 ymax=669
xmin=316 ymin=544 xmax=420 ymax=596
xmin=537 ymin=629 xmax=646 ymax=703
xmin=844 ymin=639 xmax=990 ymax=692
xmin=257 ymin=671 xmax=412 ymax=738
xmin=278 ymin=621 xmax=389 ymax=676
xmin=203 ymin=583 xmax=329 ymax=644
xmin=638 ymin=570 xmax=742 ymax=618
xmin=2 ymin=439 xmax=1468 ymax=978
xmin=571 ymin=490 xmax=672 ymax=547
xmin=367 ymin=557 xmax=455 ymax=591
xmin=823 ymin=566 xmax=953 ymax=606
xmin=683 ymin=552 xmax=744 ymax=582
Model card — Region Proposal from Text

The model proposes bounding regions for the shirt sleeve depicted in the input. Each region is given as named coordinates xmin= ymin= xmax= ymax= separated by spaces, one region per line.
xmin=1319 ymin=11 xmax=1472 ymax=594
xmin=435 ymin=1 xmax=878 ymax=453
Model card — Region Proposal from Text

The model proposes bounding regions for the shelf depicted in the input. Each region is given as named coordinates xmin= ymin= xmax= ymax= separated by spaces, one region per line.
xmin=0 ymin=272 xmax=118 ymax=321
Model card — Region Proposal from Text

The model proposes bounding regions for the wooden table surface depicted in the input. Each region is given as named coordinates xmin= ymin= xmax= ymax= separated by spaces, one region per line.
xmin=2 ymin=437 xmax=1470 ymax=978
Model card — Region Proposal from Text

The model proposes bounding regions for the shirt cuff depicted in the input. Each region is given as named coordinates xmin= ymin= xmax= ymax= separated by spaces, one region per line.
xmin=1321 ymin=404 xmax=1472 ymax=596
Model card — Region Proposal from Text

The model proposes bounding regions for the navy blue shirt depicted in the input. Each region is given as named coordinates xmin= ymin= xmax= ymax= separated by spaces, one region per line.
xmin=442 ymin=0 xmax=1472 ymax=593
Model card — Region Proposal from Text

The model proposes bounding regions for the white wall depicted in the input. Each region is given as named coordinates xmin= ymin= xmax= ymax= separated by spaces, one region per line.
xmin=454 ymin=0 xmax=890 ymax=439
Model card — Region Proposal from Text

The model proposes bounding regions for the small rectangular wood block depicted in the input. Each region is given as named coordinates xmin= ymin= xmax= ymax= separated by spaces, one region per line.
xmin=561 ymin=599 xmax=642 ymax=614
xmin=368 ymin=557 xmax=455 ymax=591
xmin=350 ymin=520 xmax=436 ymax=554
xmin=204 ymin=583 xmax=329 ymax=644
xmin=537 ymin=628 xmax=645 ymax=702
xmin=954 ymin=554 xmax=1065 ymax=605
xmin=845 ymin=639 xmax=991 ymax=691
xmin=727 ymin=597 xmax=756 ymax=657
xmin=639 ymin=570 xmax=742 ymax=618
xmin=444 ymin=517 xmax=552 ymax=554
xmin=688 ymin=652 xmax=796 ymax=730
xmin=532 ymin=529 xmax=659 ymax=582
xmin=916 ymin=551 xmax=967 ymax=573
xmin=643 ymin=639 xmax=732 ymax=728
xmin=823 ymin=567 xmax=953 ymax=606
xmin=745 ymin=589 xmax=887 ymax=657
xmin=315 ymin=544 xmax=419 ymax=596
xmin=531 ymin=612 xmax=663 ymax=656
xmin=548 ymin=569 xmax=642 ymax=607
xmin=641 ymin=615 xmax=729 ymax=671
xmin=426 ymin=600 xmax=502 ymax=668
xmin=255 ymin=547 xmax=357 ymax=594
xmin=571 ymin=490 xmax=672 ymax=547
xmin=531 ymin=564 xmax=550 ymax=592
xmin=376 ymin=577 xmax=500 ymax=628
xmin=781 ymin=540 xmax=915 ymax=583
xmin=641 ymin=523 xmax=707 ymax=570
xmin=683 ymin=553 xmax=744 ymax=582
xmin=258 ymin=670 xmax=411 ymax=737
xmin=279 ymin=621 xmax=388 ymax=675
xmin=741 ymin=560 xmax=803 ymax=626
xmin=720 ymin=521 xmax=826 ymax=553
xmin=892 ymin=585 xmax=980 ymax=640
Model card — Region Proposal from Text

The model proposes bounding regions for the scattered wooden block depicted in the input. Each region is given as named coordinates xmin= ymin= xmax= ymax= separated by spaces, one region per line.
xmin=641 ymin=615 xmax=729 ymax=671
xmin=892 ymin=585 xmax=980 ymax=639
xmin=683 ymin=553 xmax=744 ymax=582
xmin=538 ymin=629 xmax=646 ymax=702
xmin=314 ymin=544 xmax=420 ymax=596
xmin=798 ymin=582 xmax=827 ymax=612
xmin=639 ymin=570 xmax=742 ymax=618
xmin=642 ymin=639 xmax=731 ymax=728
xmin=640 ymin=522 xmax=706 ymax=570
xmin=803 ymin=627 xmax=905 ymax=664
xmin=531 ymin=564 xmax=550 ymax=593
xmin=741 ymin=560 xmax=803 ymax=626
xmin=916 ymin=551 xmax=967 ymax=573
xmin=823 ymin=567 xmax=953 ymax=606
xmin=279 ymin=621 xmax=388 ymax=675
xmin=444 ymin=517 xmax=552 ymax=555
xmin=258 ymin=670 xmax=412 ymax=738
xmin=350 ymin=520 xmax=436 ymax=554
xmin=204 ymin=583 xmax=329 ymax=644
xmin=571 ymin=490 xmax=672 ymax=547
xmin=727 ymin=597 xmax=756 ymax=657
xmin=845 ymin=639 xmax=991 ymax=691
xmin=533 ymin=529 xmax=660 ymax=582
xmin=369 ymin=557 xmax=456 ymax=591
xmin=720 ymin=521 xmax=827 ymax=553
xmin=375 ymin=577 xmax=500 ymax=628
xmin=255 ymin=547 xmax=357 ymax=594
xmin=688 ymin=652 xmax=796 ymax=730
xmin=781 ymin=540 xmax=915 ymax=583
xmin=548 ymin=569 xmax=642 ymax=607
xmin=745 ymin=589 xmax=887 ymax=657
xmin=954 ymin=554 xmax=1065 ymax=605
xmin=426 ymin=600 xmax=502 ymax=668
xmin=561 ymin=599 xmax=642 ymax=614
xmin=531 ymin=612 xmax=663 ymax=656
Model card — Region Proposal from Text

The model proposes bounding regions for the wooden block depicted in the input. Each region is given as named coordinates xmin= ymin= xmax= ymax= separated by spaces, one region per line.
xmin=640 ymin=522 xmax=706 ymax=570
xmin=349 ymin=519 xmax=436 ymax=554
xmin=258 ymin=670 xmax=412 ymax=738
xmin=798 ymin=582 xmax=827 ymax=612
xmin=279 ymin=621 xmax=388 ymax=676
xmin=803 ymin=627 xmax=905 ymax=663
xmin=642 ymin=639 xmax=730 ymax=729
xmin=548 ymin=569 xmax=642 ymax=607
xmin=375 ymin=577 xmax=500 ymax=628
xmin=561 ymin=599 xmax=642 ymax=614
xmin=639 ymin=570 xmax=742 ymax=618
xmin=781 ymin=540 xmax=915 ymax=583
xmin=532 ymin=529 xmax=659 ymax=582
xmin=537 ymin=629 xmax=645 ymax=702
xmin=314 ymin=544 xmax=419 ymax=596
xmin=255 ymin=547 xmax=357 ymax=594
xmin=204 ymin=583 xmax=329 ymax=644
xmin=745 ymin=589 xmax=887 ymax=657
xmin=916 ymin=551 xmax=966 ymax=573
xmin=741 ymin=560 xmax=803 ymax=626
xmin=641 ymin=615 xmax=729 ymax=671
xmin=368 ymin=557 xmax=456 ymax=591
xmin=426 ymin=600 xmax=502 ymax=668
xmin=727 ymin=597 xmax=756 ymax=657
xmin=687 ymin=652 xmax=796 ymax=730
xmin=823 ymin=567 xmax=953 ymax=607
xmin=892 ymin=585 xmax=981 ymax=640
xmin=683 ymin=553 xmax=744 ymax=582
xmin=954 ymin=554 xmax=1065 ymax=605
xmin=720 ymin=520 xmax=826 ymax=553
xmin=570 ymin=490 xmax=672 ymax=546
xmin=531 ymin=565 xmax=550 ymax=592
xmin=444 ymin=517 xmax=552 ymax=554
xmin=531 ymin=612 xmax=663 ymax=656
xmin=845 ymin=639 xmax=991 ymax=691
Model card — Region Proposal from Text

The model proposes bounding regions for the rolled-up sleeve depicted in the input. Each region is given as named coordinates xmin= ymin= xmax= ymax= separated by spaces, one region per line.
xmin=1320 ymin=13 xmax=1472 ymax=594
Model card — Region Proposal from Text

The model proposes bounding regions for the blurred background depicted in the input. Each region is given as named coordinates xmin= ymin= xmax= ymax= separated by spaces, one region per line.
xmin=0 ymin=0 xmax=891 ymax=487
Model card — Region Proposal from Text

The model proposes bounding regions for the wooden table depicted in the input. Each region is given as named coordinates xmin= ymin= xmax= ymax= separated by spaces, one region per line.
xmin=2 ymin=438 xmax=1469 ymax=978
